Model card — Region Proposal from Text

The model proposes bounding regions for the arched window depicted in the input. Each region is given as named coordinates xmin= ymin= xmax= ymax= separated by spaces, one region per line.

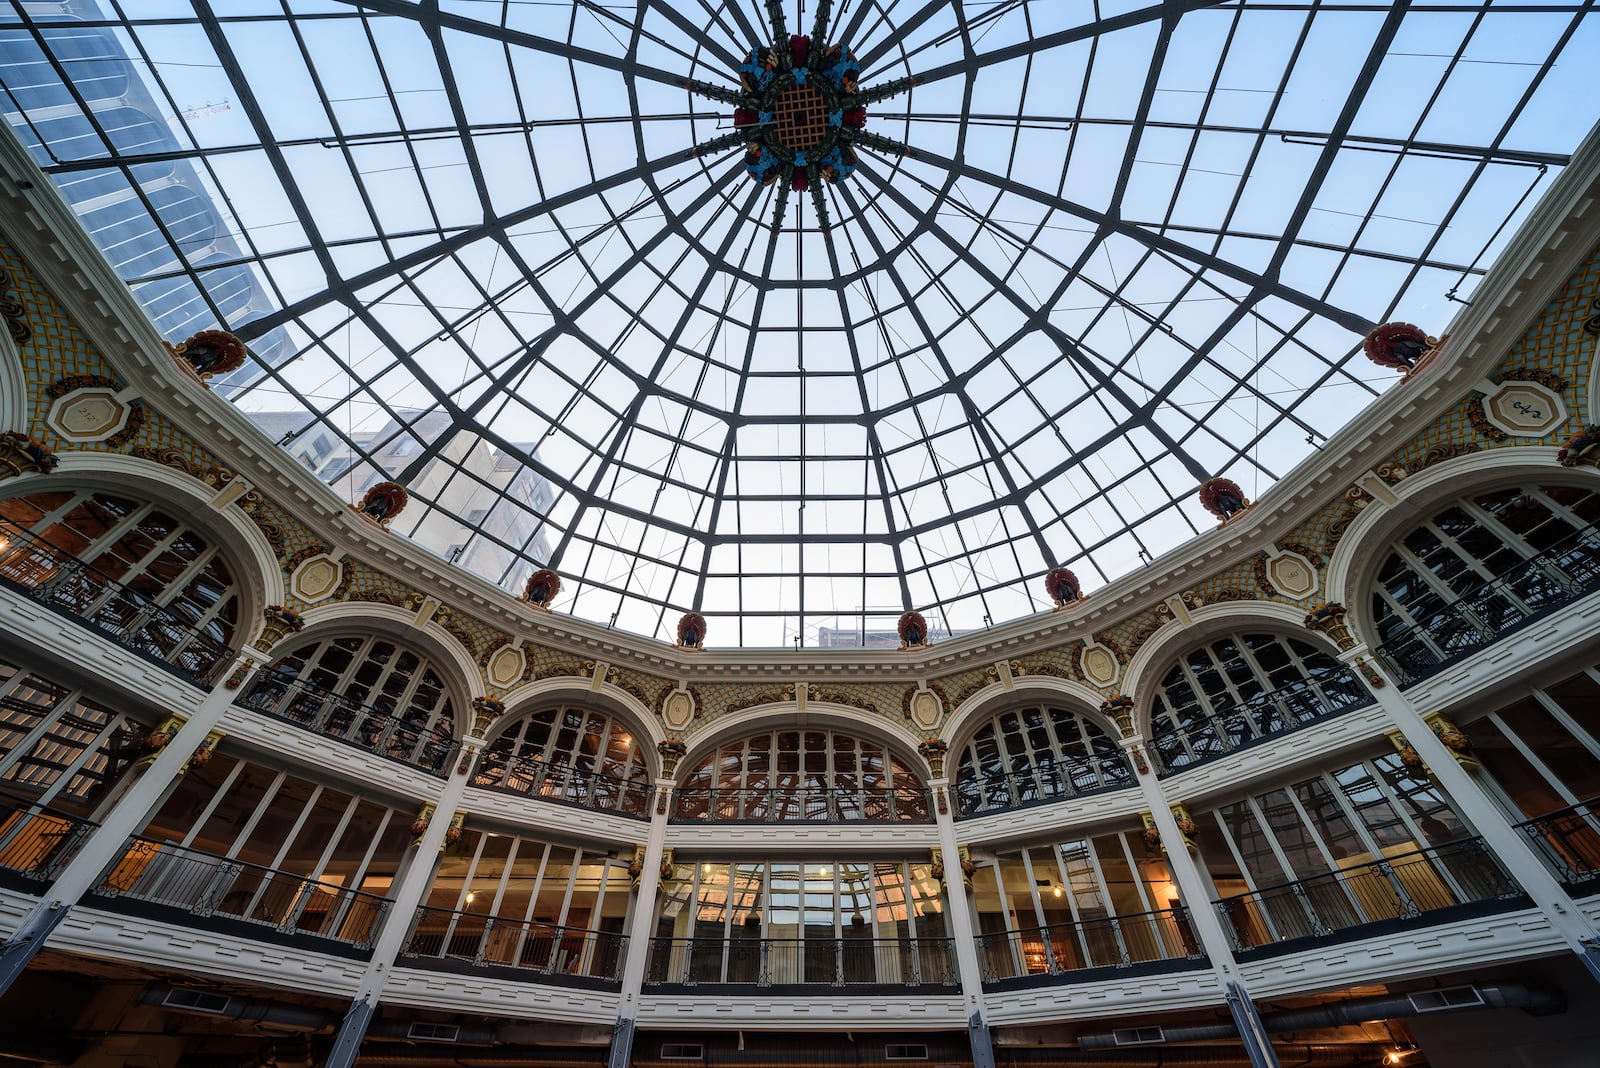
xmin=954 ymin=705 xmax=1132 ymax=818
xmin=1149 ymin=632 xmax=1371 ymax=774
xmin=240 ymin=635 xmax=458 ymax=775
xmin=473 ymin=703 xmax=652 ymax=818
xmin=0 ymin=488 xmax=239 ymax=680
xmin=1370 ymin=484 xmax=1600 ymax=679
xmin=673 ymin=728 xmax=929 ymax=823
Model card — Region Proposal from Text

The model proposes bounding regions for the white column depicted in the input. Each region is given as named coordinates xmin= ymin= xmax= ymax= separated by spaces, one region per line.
xmin=324 ymin=735 xmax=482 ymax=1068
xmin=930 ymin=773 xmax=997 ymax=1068
xmin=1122 ymin=739 xmax=1282 ymax=1068
xmin=0 ymin=651 xmax=262 ymax=994
xmin=606 ymin=774 xmax=674 ymax=1068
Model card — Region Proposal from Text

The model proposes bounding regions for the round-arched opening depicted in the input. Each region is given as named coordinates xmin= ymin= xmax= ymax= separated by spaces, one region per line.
xmin=953 ymin=703 xmax=1132 ymax=819
xmin=1148 ymin=631 xmax=1373 ymax=775
xmin=0 ymin=486 xmax=243 ymax=682
xmin=474 ymin=702 xmax=653 ymax=819
xmin=1368 ymin=482 xmax=1600 ymax=681
xmin=674 ymin=727 xmax=929 ymax=823
xmin=237 ymin=634 xmax=462 ymax=775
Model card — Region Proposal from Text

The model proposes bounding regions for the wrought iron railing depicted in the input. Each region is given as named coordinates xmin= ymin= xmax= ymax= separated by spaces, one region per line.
xmin=0 ymin=789 xmax=96 ymax=887
xmin=471 ymin=753 xmax=653 ymax=820
xmin=91 ymin=835 xmax=390 ymax=949
xmin=1150 ymin=668 xmax=1375 ymax=776
xmin=670 ymin=784 xmax=932 ymax=823
xmin=401 ymin=905 xmax=626 ymax=984
xmin=236 ymin=674 xmax=457 ymax=777
xmin=643 ymin=935 xmax=959 ymax=988
xmin=953 ymin=758 xmax=1134 ymax=819
xmin=1516 ymin=796 xmax=1600 ymax=890
xmin=975 ymin=907 xmax=1204 ymax=983
xmin=1376 ymin=523 xmax=1600 ymax=685
xmin=0 ymin=525 xmax=233 ymax=686
xmin=1214 ymin=838 xmax=1522 ymax=954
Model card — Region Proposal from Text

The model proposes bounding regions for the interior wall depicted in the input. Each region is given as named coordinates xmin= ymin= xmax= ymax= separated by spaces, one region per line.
xmin=1407 ymin=958 xmax=1600 ymax=1068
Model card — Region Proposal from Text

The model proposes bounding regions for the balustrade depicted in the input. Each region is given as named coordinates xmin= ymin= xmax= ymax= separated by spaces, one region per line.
xmin=0 ymin=526 xmax=232 ymax=685
xmin=1516 ymin=797 xmax=1600 ymax=893
xmin=236 ymin=674 xmax=456 ymax=777
xmin=401 ymin=905 xmax=627 ymax=984
xmin=954 ymin=757 xmax=1132 ymax=819
xmin=670 ymin=784 xmax=931 ymax=823
xmin=0 ymin=789 xmax=95 ymax=889
xmin=91 ymin=835 xmax=390 ymax=950
xmin=470 ymin=753 xmax=653 ymax=819
xmin=975 ymin=907 xmax=1203 ymax=984
xmin=643 ymin=935 xmax=958 ymax=988
xmin=1214 ymin=838 xmax=1523 ymax=955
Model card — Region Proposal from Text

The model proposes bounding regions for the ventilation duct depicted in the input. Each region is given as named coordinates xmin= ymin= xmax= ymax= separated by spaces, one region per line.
xmin=137 ymin=986 xmax=332 ymax=1032
xmin=1075 ymin=982 xmax=1563 ymax=1050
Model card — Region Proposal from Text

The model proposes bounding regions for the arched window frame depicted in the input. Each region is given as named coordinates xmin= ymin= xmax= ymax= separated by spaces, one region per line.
xmin=953 ymin=703 xmax=1132 ymax=818
xmin=475 ymin=702 xmax=653 ymax=818
xmin=1148 ymin=631 xmax=1371 ymax=774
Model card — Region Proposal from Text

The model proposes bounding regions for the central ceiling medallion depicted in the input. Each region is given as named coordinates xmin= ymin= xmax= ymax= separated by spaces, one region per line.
xmin=687 ymin=0 xmax=914 ymax=227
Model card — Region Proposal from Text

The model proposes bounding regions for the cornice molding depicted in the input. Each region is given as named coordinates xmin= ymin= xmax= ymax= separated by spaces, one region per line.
xmin=2 ymin=119 xmax=1598 ymax=682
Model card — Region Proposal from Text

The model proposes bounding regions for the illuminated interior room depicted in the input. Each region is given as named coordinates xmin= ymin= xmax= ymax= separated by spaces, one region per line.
xmin=1 ymin=2 xmax=1599 ymax=1067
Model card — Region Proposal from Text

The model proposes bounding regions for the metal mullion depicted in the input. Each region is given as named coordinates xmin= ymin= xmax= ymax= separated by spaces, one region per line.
xmin=1049 ymin=843 xmax=1094 ymax=969
xmin=1117 ymin=832 xmax=1170 ymax=954
xmin=341 ymin=806 xmax=394 ymax=902
xmin=242 ymin=783 xmax=324 ymax=922
xmin=1211 ymin=806 xmax=1287 ymax=945
xmin=1281 ymin=783 xmax=1372 ymax=921
xmin=175 ymin=758 xmax=247 ymax=849
xmin=509 ymin=841 xmax=552 ymax=969
xmin=222 ymin=770 xmax=287 ymax=860
xmin=1530 ymin=688 xmax=1600 ymax=763
xmin=0 ymin=688 xmax=87 ymax=788
xmin=1078 ymin=834 xmax=1131 ymax=964
xmin=1360 ymin=762 xmax=1474 ymax=904
xmin=30 ymin=710 xmax=128 ymax=811
xmin=554 ymin=845 xmax=581 ymax=931
xmin=305 ymin=793 xmax=361 ymax=887
xmin=441 ymin=829 xmax=492 ymax=954
xmin=1486 ymin=710 xmax=1582 ymax=810
xmin=1152 ymin=691 xmax=1201 ymax=767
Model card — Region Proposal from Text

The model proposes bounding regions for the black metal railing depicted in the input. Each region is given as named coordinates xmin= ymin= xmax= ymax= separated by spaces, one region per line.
xmin=472 ymin=753 xmax=653 ymax=820
xmin=1214 ymin=838 xmax=1523 ymax=954
xmin=0 ymin=789 xmax=96 ymax=888
xmin=401 ymin=905 xmax=626 ymax=984
xmin=91 ymin=836 xmax=390 ymax=949
xmin=644 ymin=935 xmax=959 ymax=988
xmin=975 ymin=907 xmax=1204 ymax=983
xmin=1516 ymin=796 xmax=1600 ymax=892
xmin=670 ymin=784 xmax=932 ymax=823
xmin=0 ymin=526 xmax=233 ymax=686
xmin=1377 ymin=523 xmax=1600 ymax=685
xmin=236 ymin=674 xmax=457 ymax=777
xmin=1150 ymin=668 xmax=1375 ymax=776
xmin=953 ymin=758 xmax=1134 ymax=819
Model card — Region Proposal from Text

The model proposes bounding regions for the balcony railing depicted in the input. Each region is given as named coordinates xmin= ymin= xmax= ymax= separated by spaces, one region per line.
xmin=1516 ymin=796 xmax=1600 ymax=892
xmin=0 ymin=789 xmax=96 ymax=889
xmin=472 ymin=753 xmax=653 ymax=820
xmin=0 ymin=526 xmax=233 ymax=686
xmin=90 ymin=835 xmax=390 ymax=951
xmin=953 ymin=758 xmax=1133 ymax=819
xmin=1214 ymin=838 xmax=1523 ymax=956
xmin=976 ymin=907 xmax=1204 ymax=984
xmin=644 ymin=935 xmax=959 ymax=988
xmin=1150 ymin=668 xmax=1375 ymax=776
xmin=670 ymin=784 xmax=932 ymax=824
xmin=401 ymin=905 xmax=626 ymax=985
xmin=236 ymin=674 xmax=457 ymax=777
xmin=1376 ymin=523 xmax=1600 ymax=685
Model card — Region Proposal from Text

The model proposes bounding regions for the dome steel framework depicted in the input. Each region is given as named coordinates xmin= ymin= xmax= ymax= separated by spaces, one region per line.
xmin=2 ymin=0 xmax=1596 ymax=645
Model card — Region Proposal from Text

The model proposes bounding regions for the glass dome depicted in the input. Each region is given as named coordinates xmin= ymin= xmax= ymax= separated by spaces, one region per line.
xmin=4 ymin=0 xmax=1596 ymax=645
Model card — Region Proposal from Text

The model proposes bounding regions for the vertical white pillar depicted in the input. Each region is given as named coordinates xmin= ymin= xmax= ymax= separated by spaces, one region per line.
xmin=930 ymin=773 xmax=997 ymax=1068
xmin=606 ymin=775 xmax=674 ymax=1068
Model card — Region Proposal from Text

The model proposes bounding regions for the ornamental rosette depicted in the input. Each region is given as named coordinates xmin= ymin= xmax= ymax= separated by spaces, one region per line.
xmin=1044 ymin=566 xmax=1081 ymax=607
xmin=897 ymin=610 xmax=929 ymax=648
xmin=676 ymin=612 xmax=707 ymax=649
xmin=173 ymin=329 xmax=248 ymax=378
xmin=357 ymin=481 xmax=409 ymax=523
xmin=1362 ymin=322 xmax=1433 ymax=371
xmin=1198 ymin=476 xmax=1249 ymax=520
